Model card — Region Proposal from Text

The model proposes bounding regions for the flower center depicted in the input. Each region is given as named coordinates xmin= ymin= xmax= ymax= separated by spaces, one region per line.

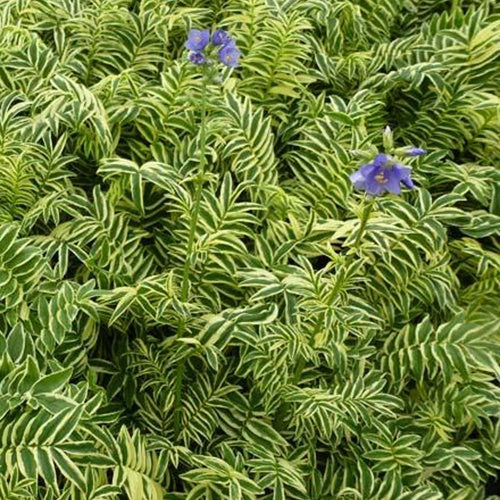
xmin=374 ymin=172 xmax=389 ymax=184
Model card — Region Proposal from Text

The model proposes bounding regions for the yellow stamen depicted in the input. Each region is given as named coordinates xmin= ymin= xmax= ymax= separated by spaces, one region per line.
xmin=374 ymin=173 xmax=389 ymax=184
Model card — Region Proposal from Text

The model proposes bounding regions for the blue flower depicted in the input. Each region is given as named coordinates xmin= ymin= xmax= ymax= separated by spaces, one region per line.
xmin=405 ymin=147 xmax=427 ymax=157
xmin=185 ymin=29 xmax=210 ymax=51
xmin=212 ymin=29 xmax=233 ymax=47
xmin=186 ymin=28 xmax=241 ymax=68
xmin=218 ymin=44 xmax=241 ymax=67
xmin=188 ymin=51 xmax=206 ymax=65
xmin=350 ymin=153 xmax=414 ymax=196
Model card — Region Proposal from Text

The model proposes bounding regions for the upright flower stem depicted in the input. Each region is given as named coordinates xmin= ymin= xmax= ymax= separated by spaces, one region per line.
xmin=173 ymin=72 xmax=209 ymax=439
xmin=274 ymin=197 xmax=374 ymax=430
xmin=300 ymin=198 xmax=374 ymax=374
xmin=180 ymin=79 xmax=208 ymax=303
xmin=352 ymin=197 xmax=373 ymax=252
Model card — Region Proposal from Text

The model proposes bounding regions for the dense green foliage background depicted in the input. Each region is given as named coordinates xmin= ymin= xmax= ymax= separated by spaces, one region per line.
xmin=0 ymin=0 xmax=499 ymax=498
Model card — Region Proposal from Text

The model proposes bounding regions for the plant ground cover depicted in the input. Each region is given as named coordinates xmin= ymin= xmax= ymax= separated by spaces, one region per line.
xmin=0 ymin=0 xmax=499 ymax=498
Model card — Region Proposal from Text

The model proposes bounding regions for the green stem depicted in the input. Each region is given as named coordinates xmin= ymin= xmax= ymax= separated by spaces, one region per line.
xmin=352 ymin=197 xmax=374 ymax=253
xmin=323 ymin=197 xmax=374 ymax=305
xmin=273 ymin=197 xmax=374 ymax=430
xmin=173 ymin=74 xmax=209 ymax=439
xmin=180 ymin=82 xmax=208 ymax=303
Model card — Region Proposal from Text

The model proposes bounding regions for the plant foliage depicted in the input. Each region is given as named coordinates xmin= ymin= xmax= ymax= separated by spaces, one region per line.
xmin=0 ymin=0 xmax=499 ymax=498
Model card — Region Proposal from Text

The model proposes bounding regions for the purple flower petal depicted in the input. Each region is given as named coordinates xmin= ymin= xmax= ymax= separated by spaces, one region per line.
xmin=402 ymin=177 xmax=414 ymax=189
xmin=218 ymin=44 xmax=241 ymax=67
xmin=350 ymin=164 xmax=377 ymax=190
xmin=363 ymin=175 xmax=386 ymax=196
xmin=372 ymin=153 xmax=390 ymax=167
xmin=350 ymin=170 xmax=367 ymax=189
xmin=359 ymin=163 xmax=377 ymax=175
xmin=350 ymin=158 xmax=414 ymax=196
xmin=188 ymin=51 xmax=206 ymax=65
xmin=384 ymin=175 xmax=402 ymax=194
xmin=393 ymin=164 xmax=414 ymax=188
xmin=185 ymin=29 xmax=210 ymax=51
xmin=366 ymin=166 xmax=395 ymax=195
xmin=212 ymin=29 xmax=233 ymax=46
xmin=406 ymin=147 xmax=427 ymax=157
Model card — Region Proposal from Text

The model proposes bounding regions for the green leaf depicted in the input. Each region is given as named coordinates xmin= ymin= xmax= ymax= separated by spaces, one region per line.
xmin=31 ymin=367 xmax=73 ymax=395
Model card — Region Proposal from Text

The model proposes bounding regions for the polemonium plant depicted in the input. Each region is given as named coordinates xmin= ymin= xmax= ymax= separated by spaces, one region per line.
xmin=348 ymin=127 xmax=427 ymax=267
xmin=175 ymin=27 xmax=242 ymax=439
xmin=350 ymin=153 xmax=414 ymax=196
xmin=350 ymin=127 xmax=426 ymax=197
xmin=185 ymin=28 xmax=241 ymax=69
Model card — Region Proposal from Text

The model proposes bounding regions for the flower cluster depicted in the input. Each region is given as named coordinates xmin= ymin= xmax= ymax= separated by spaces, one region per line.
xmin=350 ymin=128 xmax=426 ymax=196
xmin=350 ymin=154 xmax=413 ymax=196
xmin=185 ymin=28 xmax=241 ymax=68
